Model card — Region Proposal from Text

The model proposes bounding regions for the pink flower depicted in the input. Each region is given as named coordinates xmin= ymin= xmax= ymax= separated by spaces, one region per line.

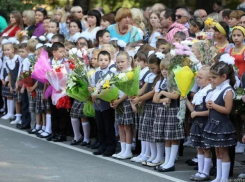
xmin=176 ymin=49 xmax=184 ymax=55
xmin=183 ymin=45 xmax=191 ymax=51
xmin=183 ymin=51 xmax=192 ymax=56
xmin=173 ymin=43 xmax=183 ymax=49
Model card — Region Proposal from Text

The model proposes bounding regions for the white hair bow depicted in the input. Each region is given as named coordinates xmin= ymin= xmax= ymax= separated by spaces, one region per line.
xmin=39 ymin=35 xmax=46 ymax=42
xmin=155 ymin=52 xmax=165 ymax=59
xmin=36 ymin=43 xmax=44 ymax=49
xmin=148 ymin=50 xmax=155 ymax=57
xmin=219 ymin=53 xmax=235 ymax=65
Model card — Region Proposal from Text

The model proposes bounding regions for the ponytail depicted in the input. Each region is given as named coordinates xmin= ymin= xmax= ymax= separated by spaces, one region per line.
xmin=228 ymin=64 xmax=236 ymax=88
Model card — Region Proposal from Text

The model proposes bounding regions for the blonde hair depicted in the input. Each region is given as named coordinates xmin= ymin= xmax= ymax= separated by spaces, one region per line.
xmin=23 ymin=10 xmax=35 ymax=26
xmin=101 ymin=44 xmax=116 ymax=55
xmin=116 ymin=51 xmax=134 ymax=68
xmin=92 ymin=49 xmax=101 ymax=56
xmin=54 ymin=9 xmax=66 ymax=23
xmin=115 ymin=8 xmax=132 ymax=22
xmin=131 ymin=8 xmax=145 ymax=34
xmin=3 ymin=43 xmax=16 ymax=54
xmin=27 ymin=39 xmax=39 ymax=52
xmin=199 ymin=65 xmax=211 ymax=78
xmin=160 ymin=53 xmax=170 ymax=69
xmin=64 ymin=41 xmax=75 ymax=49
xmin=70 ymin=6 xmax=83 ymax=13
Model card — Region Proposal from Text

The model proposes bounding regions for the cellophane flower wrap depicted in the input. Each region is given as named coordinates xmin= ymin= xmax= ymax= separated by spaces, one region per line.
xmin=65 ymin=49 xmax=95 ymax=116
xmin=234 ymin=88 xmax=245 ymax=115
xmin=18 ymin=70 xmax=36 ymax=98
xmin=31 ymin=49 xmax=52 ymax=83
xmin=168 ymin=43 xmax=198 ymax=127
xmin=110 ymin=66 xmax=140 ymax=97
xmin=92 ymin=73 xmax=119 ymax=102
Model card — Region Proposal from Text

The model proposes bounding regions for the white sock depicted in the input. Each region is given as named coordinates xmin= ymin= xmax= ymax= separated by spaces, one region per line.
xmin=164 ymin=145 xmax=179 ymax=168
xmin=42 ymin=125 xmax=46 ymax=131
xmin=147 ymin=142 xmax=157 ymax=162
xmin=6 ymin=100 xmax=10 ymax=115
xmin=161 ymin=147 xmax=171 ymax=167
xmin=82 ymin=121 xmax=90 ymax=143
xmin=122 ymin=143 xmax=132 ymax=157
xmin=211 ymin=159 xmax=222 ymax=182
xmin=9 ymin=100 xmax=15 ymax=115
xmin=152 ymin=142 xmax=164 ymax=163
xmin=41 ymin=132 xmax=50 ymax=137
xmin=71 ymin=118 xmax=81 ymax=141
xmin=15 ymin=114 xmax=21 ymax=120
xmin=118 ymin=142 xmax=126 ymax=155
xmin=221 ymin=162 xmax=230 ymax=181
xmin=197 ymin=154 xmax=204 ymax=176
xmin=200 ymin=158 xmax=211 ymax=177
xmin=35 ymin=124 xmax=41 ymax=130
xmin=45 ymin=114 xmax=52 ymax=134
xmin=141 ymin=141 xmax=150 ymax=161
xmin=138 ymin=141 xmax=146 ymax=158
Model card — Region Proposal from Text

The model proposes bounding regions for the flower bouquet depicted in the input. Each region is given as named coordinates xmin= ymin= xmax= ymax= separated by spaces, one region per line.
xmin=18 ymin=70 xmax=36 ymax=98
xmin=234 ymin=88 xmax=245 ymax=115
xmin=31 ymin=49 xmax=52 ymax=83
xmin=169 ymin=43 xmax=198 ymax=127
xmin=196 ymin=32 xmax=214 ymax=46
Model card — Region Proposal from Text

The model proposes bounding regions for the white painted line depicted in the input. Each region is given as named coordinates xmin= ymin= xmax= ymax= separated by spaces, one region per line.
xmin=0 ymin=124 xmax=188 ymax=182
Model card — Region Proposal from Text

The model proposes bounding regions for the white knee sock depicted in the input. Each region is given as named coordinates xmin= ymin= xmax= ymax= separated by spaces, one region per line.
xmin=45 ymin=114 xmax=52 ymax=134
xmin=221 ymin=162 xmax=230 ymax=181
xmin=196 ymin=154 xmax=204 ymax=176
xmin=118 ymin=142 xmax=126 ymax=155
xmin=82 ymin=121 xmax=90 ymax=143
xmin=211 ymin=159 xmax=222 ymax=182
xmin=9 ymin=100 xmax=15 ymax=115
xmin=6 ymin=100 xmax=10 ymax=115
xmin=42 ymin=125 xmax=46 ymax=131
xmin=161 ymin=147 xmax=171 ymax=167
xmin=147 ymin=142 xmax=157 ymax=162
xmin=139 ymin=141 xmax=146 ymax=157
xmin=141 ymin=141 xmax=150 ymax=161
xmin=71 ymin=118 xmax=81 ymax=141
xmin=200 ymin=158 xmax=211 ymax=177
xmin=152 ymin=142 xmax=164 ymax=163
xmin=35 ymin=124 xmax=41 ymax=130
xmin=164 ymin=145 xmax=179 ymax=168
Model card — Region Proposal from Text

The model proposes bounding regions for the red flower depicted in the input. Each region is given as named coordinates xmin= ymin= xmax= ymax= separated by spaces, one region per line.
xmin=55 ymin=67 xmax=61 ymax=72
xmin=69 ymin=64 xmax=75 ymax=70
xmin=56 ymin=96 xmax=71 ymax=109
xmin=31 ymin=91 xmax=36 ymax=98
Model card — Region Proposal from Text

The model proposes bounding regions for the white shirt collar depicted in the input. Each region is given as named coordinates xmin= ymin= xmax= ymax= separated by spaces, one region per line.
xmin=140 ymin=67 xmax=149 ymax=79
xmin=100 ymin=66 xmax=109 ymax=75
xmin=192 ymin=84 xmax=212 ymax=105
xmin=215 ymin=79 xmax=230 ymax=90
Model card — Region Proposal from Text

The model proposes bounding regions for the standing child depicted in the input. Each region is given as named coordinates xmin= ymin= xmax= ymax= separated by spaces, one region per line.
xmin=3 ymin=42 xmax=21 ymax=121
xmin=186 ymin=66 xmax=212 ymax=181
xmin=130 ymin=50 xmax=151 ymax=162
xmin=111 ymin=51 xmax=134 ymax=159
xmin=10 ymin=43 xmax=28 ymax=125
xmin=131 ymin=52 xmax=161 ymax=164
xmin=90 ymin=50 xmax=116 ymax=156
xmin=204 ymin=57 xmax=237 ymax=182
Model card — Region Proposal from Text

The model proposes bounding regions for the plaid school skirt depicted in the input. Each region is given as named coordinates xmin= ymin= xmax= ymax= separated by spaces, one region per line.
xmin=152 ymin=105 xmax=166 ymax=142
xmin=115 ymin=99 xmax=134 ymax=125
xmin=28 ymin=92 xmax=36 ymax=113
xmin=164 ymin=107 xmax=185 ymax=140
xmin=2 ymin=85 xmax=12 ymax=98
xmin=134 ymin=113 xmax=143 ymax=130
xmin=12 ymin=91 xmax=21 ymax=102
xmin=35 ymin=89 xmax=50 ymax=113
xmin=138 ymin=103 xmax=156 ymax=142
xmin=70 ymin=99 xmax=85 ymax=118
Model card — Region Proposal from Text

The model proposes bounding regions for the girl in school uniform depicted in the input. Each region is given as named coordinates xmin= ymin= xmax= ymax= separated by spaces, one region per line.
xmin=131 ymin=51 xmax=161 ymax=164
xmin=186 ymin=66 xmax=212 ymax=181
xmin=130 ymin=50 xmax=151 ymax=162
xmin=111 ymin=51 xmax=135 ymax=159
xmin=204 ymin=57 xmax=237 ymax=182
xmin=2 ymin=42 xmax=20 ymax=120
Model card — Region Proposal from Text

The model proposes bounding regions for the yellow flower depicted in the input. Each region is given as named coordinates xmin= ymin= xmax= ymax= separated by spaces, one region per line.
xmin=126 ymin=71 xmax=134 ymax=80
xmin=102 ymin=80 xmax=110 ymax=89
xmin=192 ymin=39 xmax=198 ymax=43
xmin=87 ymin=70 xmax=96 ymax=78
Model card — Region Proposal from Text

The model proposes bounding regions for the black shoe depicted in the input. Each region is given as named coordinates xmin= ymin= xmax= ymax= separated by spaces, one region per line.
xmin=91 ymin=141 xmax=100 ymax=149
xmin=93 ymin=150 xmax=105 ymax=155
xmin=188 ymin=161 xmax=198 ymax=166
xmin=154 ymin=165 xmax=161 ymax=171
xmin=70 ymin=137 xmax=83 ymax=145
xmin=158 ymin=166 xmax=175 ymax=172
xmin=16 ymin=124 xmax=30 ymax=130
xmin=27 ymin=128 xmax=41 ymax=134
xmin=52 ymin=135 xmax=67 ymax=142
xmin=81 ymin=141 xmax=91 ymax=146
xmin=46 ymin=133 xmax=57 ymax=141
xmin=102 ymin=150 xmax=115 ymax=157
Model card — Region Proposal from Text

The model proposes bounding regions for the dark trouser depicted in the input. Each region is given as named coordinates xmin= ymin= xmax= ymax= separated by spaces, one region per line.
xmin=0 ymin=81 xmax=3 ymax=109
xmin=95 ymin=108 xmax=116 ymax=152
xmin=49 ymin=98 xmax=70 ymax=136
xmin=20 ymin=89 xmax=31 ymax=127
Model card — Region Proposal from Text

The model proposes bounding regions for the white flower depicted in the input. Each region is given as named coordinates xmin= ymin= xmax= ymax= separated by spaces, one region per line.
xmin=67 ymin=79 xmax=76 ymax=89
xmin=189 ymin=54 xmax=200 ymax=64
xmin=219 ymin=53 xmax=235 ymax=65
xmin=118 ymin=73 xmax=126 ymax=79
xmin=76 ymin=49 xmax=83 ymax=58
xmin=236 ymin=95 xmax=242 ymax=100
xmin=69 ymin=48 xmax=78 ymax=55
xmin=170 ymin=49 xmax=176 ymax=56
xmin=104 ymin=74 xmax=112 ymax=80
xmin=155 ymin=52 xmax=165 ymax=60
xmin=181 ymin=40 xmax=194 ymax=46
